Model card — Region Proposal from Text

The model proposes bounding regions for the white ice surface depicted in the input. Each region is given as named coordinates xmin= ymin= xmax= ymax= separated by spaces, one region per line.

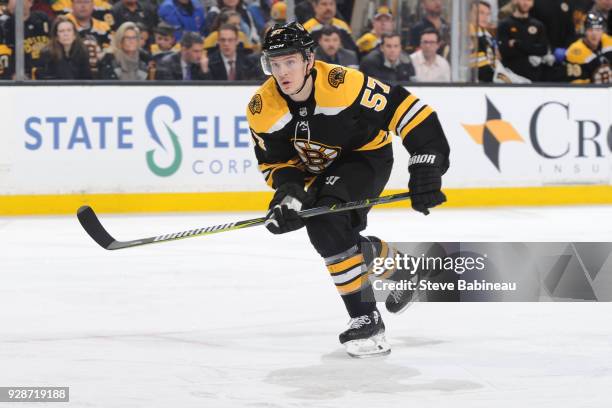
xmin=1 ymin=206 xmax=611 ymax=407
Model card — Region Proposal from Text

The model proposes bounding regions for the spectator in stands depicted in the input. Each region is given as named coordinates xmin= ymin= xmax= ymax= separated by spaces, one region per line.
xmin=410 ymin=27 xmax=450 ymax=82
xmin=408 ymin=0 xmax=450 ymax=57
xmin=205 ymin=23 xmax=260 ymax=79
xmin=0 ymin=26 xmax=11 ymax=79
xmin=565 ymin=12 xmax=611 ymax=83
xmin=303 ymin=0 xmax=357 ymax=52
xmin=591 ymin=0 xmax=612 ymax=35
xmin=360 ymin=32 xmax=415 ymax=85
xmin=151 ymin=21 xmax=180 ymax=62
xmin=67 ymin=0 xmax=112 ymax=49
xmin=469 ymin=0 xmax=497 ymax=82
xmin=53 ymin=0 xmax=114 ymax=28
xmin=1 ymin=0 xmax=50 ymax=78
xmin=37 ymin=15 xmax=92 ymax=79
xmin=31 ymin=0 xmax=57 ymax=21
xmin=497 ymin=0 xmax=549 ymax=81
xmin=264 ymin=0 xmax=287 ymax=33
xmin=530 ymin=0 xmax=576 ymax=49
xmin=204 ymin=9 xmax=254 ymax=52
xmin=99 ymin=21 xmax=152 ymax=80
xmin=111 ymin=0 xmax=158 ymax=35
xmin=356 ymin=5 xmax=394 ymax=57
xmin=314 ymin=25 xmax=358 ymax=68
xmin=205 ymin=0 xmax=261 ymax=46
xmin=294 ymin=0 xmax=314 ymax=24
xmin=158 ymin=0 xmax=206 ymax=40
xmin=156 ymin=31 xmax=209 ymax=79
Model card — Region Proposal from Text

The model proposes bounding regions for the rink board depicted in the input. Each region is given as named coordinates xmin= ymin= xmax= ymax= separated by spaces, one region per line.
xmin=0 ymin=85 xmax=611 ymax=214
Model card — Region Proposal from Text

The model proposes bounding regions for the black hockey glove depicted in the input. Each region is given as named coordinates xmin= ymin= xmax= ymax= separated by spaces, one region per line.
xmin=408 ymin=152 xmax=447 ymax=215
xmin=264 ymin=183 xmax=314 ymax=234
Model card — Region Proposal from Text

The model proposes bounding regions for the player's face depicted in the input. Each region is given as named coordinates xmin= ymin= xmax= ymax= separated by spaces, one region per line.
xmin=121 ymin=29 xmax=140 ymax=54
xmin=420 ymin=33 xmax=439 ymax=58
xmin=478 ymin=4 xmax=491 ymax=27
xmin=269 ymin=53 xmax=309 ymax=94
xmin=585 ymin=27 xmax=603 ymax=47
xmin=72 ymin=0 xmax=94 ymax=20
xmin=319 ymin=33 xmax=341 ymax=56
xmin=57 ymin=21 xmax=76 ymax=47
xmin=155 ymin=33 xmax=175 ymax=51
xmin=315 ymin=0 xmax=336 ymax=22
xmin=381 ymin=36 xmax=401 ymax=63
xmin=372 ymin=15 xmax=393 ymax=36
xmin=218 ymin=29 xmax=238 ymax=58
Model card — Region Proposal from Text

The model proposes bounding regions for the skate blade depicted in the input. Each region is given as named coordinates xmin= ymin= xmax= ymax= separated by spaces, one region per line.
xmin=344 ymin=333 xmax=391 ymax=358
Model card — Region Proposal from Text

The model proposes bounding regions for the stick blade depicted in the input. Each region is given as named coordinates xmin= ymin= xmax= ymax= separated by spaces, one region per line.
xmin=77 ymin=206 xmax=117 ymax=250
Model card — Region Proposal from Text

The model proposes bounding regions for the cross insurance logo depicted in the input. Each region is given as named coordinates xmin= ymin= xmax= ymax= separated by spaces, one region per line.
xmin=23 ymin=95 xmax=254 ymax=178
xmin=462 ymin=96 xmax=611 ymax=176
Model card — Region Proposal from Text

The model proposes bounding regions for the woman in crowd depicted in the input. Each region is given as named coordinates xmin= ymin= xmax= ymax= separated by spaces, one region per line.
xmin=37 ymin=15 xmax=92 ymax=79
xmin=98 ymin=21 xmax=152 ymax=80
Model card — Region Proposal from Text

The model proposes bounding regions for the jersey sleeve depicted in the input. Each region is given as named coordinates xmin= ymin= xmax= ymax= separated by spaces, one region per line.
xmin=359 ymin=76 xmax=450 ymax=170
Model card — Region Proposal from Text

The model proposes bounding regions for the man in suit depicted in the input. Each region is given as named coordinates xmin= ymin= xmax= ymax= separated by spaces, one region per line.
xmin=314 ymin=25 xmax=358 ymax=68
xmin=205 ymin=24 xmax=259 ymax=80
xmin=156 ymin=31 xmax=209 ymax=80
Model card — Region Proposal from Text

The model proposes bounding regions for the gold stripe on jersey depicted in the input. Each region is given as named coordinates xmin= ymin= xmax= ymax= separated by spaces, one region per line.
xmin=354 ymin=130 xmax=392 ymax=151
xmin=388 ymin=94 xmax=417 ymax=135
xmin=313 ymin=61 xmax=364 ymax=110
xmin=258 ymin=158 xmax=303 ymax=187
xmin=247 ymin=77 xmax=291 ymax=134
xmin=400 ymin=106 xmax=434 ymax=139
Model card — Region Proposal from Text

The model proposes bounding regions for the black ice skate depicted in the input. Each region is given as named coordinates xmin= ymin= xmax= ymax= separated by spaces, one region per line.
xmin=384 ymin=263 xmax=419 ymax=314
xmin=339 ymin=310 xmax=391 ymax=358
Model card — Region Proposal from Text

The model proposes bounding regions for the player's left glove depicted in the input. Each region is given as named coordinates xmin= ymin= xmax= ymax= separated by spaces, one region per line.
xmin=408 ymin=152 xmax=447 ymax=215
xmin=264 ymin=183 xmax=314 ymax=234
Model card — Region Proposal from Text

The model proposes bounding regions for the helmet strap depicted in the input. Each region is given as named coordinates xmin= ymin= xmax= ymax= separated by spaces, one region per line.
xmin=288 ymin=52 xmax=313 ymax=96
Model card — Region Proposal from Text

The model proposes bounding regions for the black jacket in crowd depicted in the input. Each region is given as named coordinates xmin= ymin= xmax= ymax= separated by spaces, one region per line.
xmin=36 ymin=47 xmax=92 ymax=79
xmin=359 ymin=49 xmax=415 ymax=86
xmin=530 ymin=0 xmax=576 ymax=49
xmin=498 ymin=15 xmax=549 ymax=81
xmin=206 ymin=48 xmax=261 ymax=80
xmin=155 ymin=51 xmax=209 ymax=80
xmin=98 ymin=49 xmax=151 ymax=80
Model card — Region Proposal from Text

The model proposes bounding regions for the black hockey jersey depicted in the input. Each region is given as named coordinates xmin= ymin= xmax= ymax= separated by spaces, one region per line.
xmin=246 ymin=61 xmax=449 ymax=188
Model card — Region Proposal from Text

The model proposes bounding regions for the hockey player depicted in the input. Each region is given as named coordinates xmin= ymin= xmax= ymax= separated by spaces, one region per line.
xmin=246 ymin=22 xmax=450 ymax=358
xmin=565 ymin=13 xmax=611 ymax=84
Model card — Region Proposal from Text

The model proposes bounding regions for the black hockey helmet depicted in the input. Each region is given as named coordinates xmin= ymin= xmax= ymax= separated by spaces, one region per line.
xmin=261 ymin=22 xmax=315 ymax=75
xmin=585 ymin=13 xmax=605 ymax=31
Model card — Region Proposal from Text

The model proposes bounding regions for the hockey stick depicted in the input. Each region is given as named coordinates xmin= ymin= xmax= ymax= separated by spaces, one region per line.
xmin=76 ymin=191 xmax=411 ymax=250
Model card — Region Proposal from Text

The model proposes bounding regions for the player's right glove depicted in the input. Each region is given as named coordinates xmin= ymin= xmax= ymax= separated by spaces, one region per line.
xmin=264 ymin=183 xmax=314 ymax=234
xmin=408 ymin=152 xmax=447 ymax=215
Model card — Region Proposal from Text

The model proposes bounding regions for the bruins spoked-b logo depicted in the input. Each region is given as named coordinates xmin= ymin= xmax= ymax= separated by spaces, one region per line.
xmin=248 ymin=94 xmax=263 ymax=115
xmin=462 ymin=96 xmax=523 ymax=171
xmin=294 ymin=120 xmax=341 ymax=173
xmin=328 ymin=66 xmax=347 ymax=88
